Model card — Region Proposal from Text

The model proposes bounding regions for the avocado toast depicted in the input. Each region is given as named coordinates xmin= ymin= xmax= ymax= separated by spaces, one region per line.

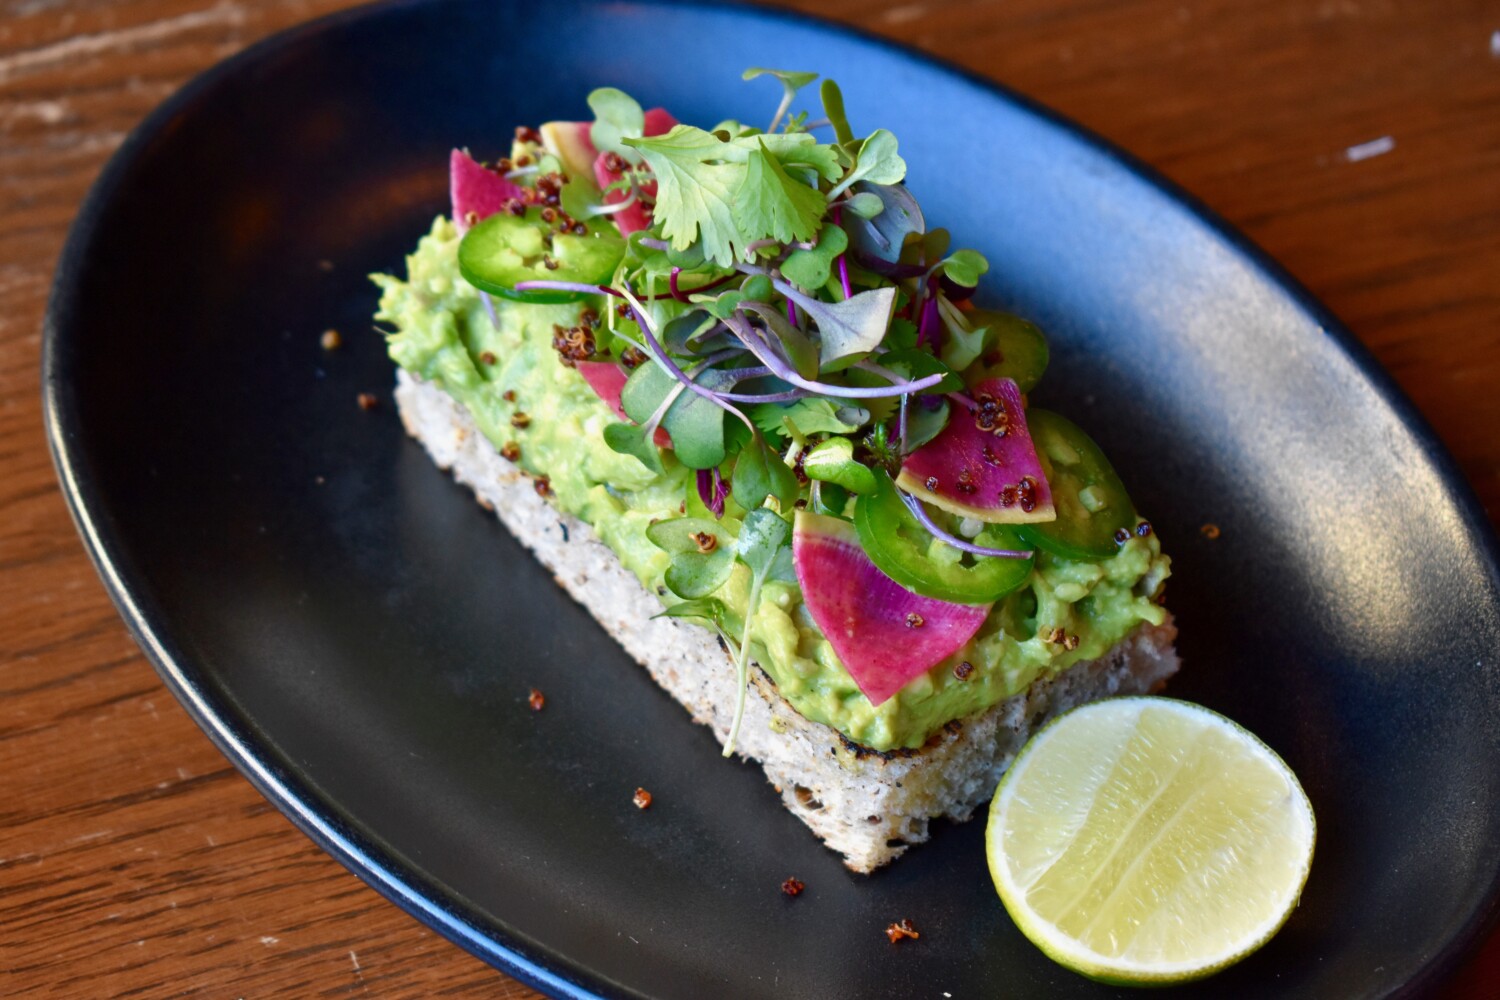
xmin=372 ymin=72 xmax=1176 ymax=871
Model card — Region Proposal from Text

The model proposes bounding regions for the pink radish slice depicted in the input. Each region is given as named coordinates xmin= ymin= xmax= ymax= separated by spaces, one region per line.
xmin=575 ymin=360 xmax=671 ymax=447
xmin=793 ymin=511 xmax=990 ymax=706
xmin=450 ymin=149 xmax=527 ymax=234
xmin=593 ymin=108 xmax=677 ymax=235
xmin=897 ymin=377 xmax=1056 ymax=524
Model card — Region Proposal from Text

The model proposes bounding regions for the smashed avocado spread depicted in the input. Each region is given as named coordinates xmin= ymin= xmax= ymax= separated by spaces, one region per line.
xmin=374 ymin=217 xmax=1170 ymax=750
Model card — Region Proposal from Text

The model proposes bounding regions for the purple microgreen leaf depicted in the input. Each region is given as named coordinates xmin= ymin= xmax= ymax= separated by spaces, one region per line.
xmin=772 ymin=280 xmax=896 ymax=368
xmin=841 ymin=181 xmax=923 ymax=265
xmin=697 ymin=468 xmax=730 ymax=518
xmin=725 ymin=312 xmax=944 ymax=399
xmin=738 ymin=300 xmax=820 ymax=380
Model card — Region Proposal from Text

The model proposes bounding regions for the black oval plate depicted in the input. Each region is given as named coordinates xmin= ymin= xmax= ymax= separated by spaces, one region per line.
xmin=43 ymin=1 xmax=1500 ymax=997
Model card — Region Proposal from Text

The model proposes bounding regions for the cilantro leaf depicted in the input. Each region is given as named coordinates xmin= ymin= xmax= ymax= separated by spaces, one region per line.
xmin=756 ymin=134 xmax=841 ymax=182
xmin=779 ymin=398 xmax=869 ymax=437
xmin=627 ymin=128 xmax=840 ymax=266
xmin=626 ymin=126 xmax=745 ymax=265
xmin=733 ymin=139 xmax=825 ymax=247
xmin=748 ymin=398 xmax=868 ymax=445
xmin=588 ymin=87 xmax=645 ymax=162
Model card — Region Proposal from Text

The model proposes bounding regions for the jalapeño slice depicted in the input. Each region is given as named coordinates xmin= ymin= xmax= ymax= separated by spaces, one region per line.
xmin=1017 ymin=409 xmax=1135 ymax=560
xmin=965 ymin=310 xmax=1050 ymax=393
xmin=459 ymin=206 xmax=625 ymax=304
xmin=855 ymin=470 xmax=1033 ymax=605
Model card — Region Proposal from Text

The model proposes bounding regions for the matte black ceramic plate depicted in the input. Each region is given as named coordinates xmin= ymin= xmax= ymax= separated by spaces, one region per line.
xmin=44 ymin=1 xmax=1500 ymax=996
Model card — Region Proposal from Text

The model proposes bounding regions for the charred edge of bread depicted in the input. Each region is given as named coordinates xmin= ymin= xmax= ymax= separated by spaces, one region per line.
xmin=393 ymin=369 xmax=1180 ymax=872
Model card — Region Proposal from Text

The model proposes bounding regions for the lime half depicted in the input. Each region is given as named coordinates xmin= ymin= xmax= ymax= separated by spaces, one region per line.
xmin=986 ymin=697 xmax=1315 ymax=985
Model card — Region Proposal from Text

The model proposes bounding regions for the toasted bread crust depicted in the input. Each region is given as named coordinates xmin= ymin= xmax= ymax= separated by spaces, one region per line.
xmin=395 ymin=370 xmax=1179 ymax=871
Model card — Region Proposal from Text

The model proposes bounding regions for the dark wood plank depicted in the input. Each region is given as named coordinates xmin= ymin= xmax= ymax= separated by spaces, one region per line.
xmin=2 ymin=0 xmax=1496 ymax=996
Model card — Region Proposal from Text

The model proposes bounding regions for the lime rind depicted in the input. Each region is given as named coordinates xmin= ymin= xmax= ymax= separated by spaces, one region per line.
xmin=986 ymin=696 xmax=1316 ymax=985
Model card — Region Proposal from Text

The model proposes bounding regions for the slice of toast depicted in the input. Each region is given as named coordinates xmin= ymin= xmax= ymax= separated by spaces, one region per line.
xmin=394 ymin=369 xmax=1179 ymax=872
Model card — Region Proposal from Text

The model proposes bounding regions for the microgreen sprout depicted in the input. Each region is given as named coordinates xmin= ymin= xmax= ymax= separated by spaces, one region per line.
xmin=898 ymin=491 xmax=1033 ymax=560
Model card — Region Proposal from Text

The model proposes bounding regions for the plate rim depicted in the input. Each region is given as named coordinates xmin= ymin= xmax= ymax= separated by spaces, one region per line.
xmin=40 ymin=0 xmax=1500 ymax=996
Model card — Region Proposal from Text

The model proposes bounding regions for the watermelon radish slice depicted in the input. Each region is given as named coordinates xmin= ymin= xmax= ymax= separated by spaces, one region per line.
xmin=450 ymin=149 xmax=527 ymax=234
xmin=575 ymin=360 xmax=671 ymax=447
xmin=793 ymin=511 xmax=990 ymax=706
xmin=539 ymin=121 xmax=598 ymax=182
xmin=896 ymin=377 xmax=1056 ymax=524
xmin=593 ymin=107 xmax=678 ymax=235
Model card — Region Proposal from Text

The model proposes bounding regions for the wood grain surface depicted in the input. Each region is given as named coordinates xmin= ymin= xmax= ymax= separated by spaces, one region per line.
xmin=2 ymin=0 xmax=1497 ymax=996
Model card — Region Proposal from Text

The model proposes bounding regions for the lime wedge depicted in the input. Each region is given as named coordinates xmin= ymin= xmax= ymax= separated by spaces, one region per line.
xmin=986 ymin=697 xmax=1315 ymax=985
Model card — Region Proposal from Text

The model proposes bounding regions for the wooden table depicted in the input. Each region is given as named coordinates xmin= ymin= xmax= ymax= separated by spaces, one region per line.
xmin=3 ymin=0 xmax=1497 ymax=995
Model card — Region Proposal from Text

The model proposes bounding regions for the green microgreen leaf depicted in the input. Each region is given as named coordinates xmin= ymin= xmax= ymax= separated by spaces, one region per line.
xmin=653 ymin=597 xmax=734 ymax=645
xmin=828 ymin=129 xmax=906 ymax=200
xmin=737 ymin=507 xmax=792 ymax=578
xmin=819 ymin=79 xmax=855 ymax=147
xmin=743 ymin=67 xmax=819 ymax=133
xmin=938 ymin=311 xmax=991 ymax=371
xmin=724 ymin=507 xmax=793 ymax=755
xmin=903 ymin=397 xmax=952 ymax=451
xmin=937 ymin=248 xmax=989 ymax=287
xmin=647 ymin=517 xmax=735 ymax=599
xmin=801 ymin=436 xmax=878 ymax=495
xmin=812 ymin=481 xmax=850 ymax=517
xmin=661 ymin=311 xmax=718 ymax=354
xmin=619 ymin=361 xmax=731 ymax=470
xmin=781 ymin=223 xmax=849 ymax=291
xmin=733 ymin=139 xmax=826 ymax=247
xmin=844 ymin=191 xmax=884 ymax=219
xmin=731 ymin=433 xmax=800 ymax=513
xmin=602 ymin=421 xmax=666 ymax=476
xmin=588 ymin=87 xmax=646 ymax=163
xmin=863 ymin=421 xmax=902 ymax=477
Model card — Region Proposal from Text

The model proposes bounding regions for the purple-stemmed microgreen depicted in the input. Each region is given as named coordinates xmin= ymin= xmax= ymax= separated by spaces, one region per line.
xmin=899 ymin=491 xmax=1033 ymax=560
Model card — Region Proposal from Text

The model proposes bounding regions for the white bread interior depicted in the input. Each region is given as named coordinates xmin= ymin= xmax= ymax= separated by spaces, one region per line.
xmin=395 ymin=369 xmax=1180 ymax=872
